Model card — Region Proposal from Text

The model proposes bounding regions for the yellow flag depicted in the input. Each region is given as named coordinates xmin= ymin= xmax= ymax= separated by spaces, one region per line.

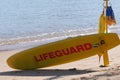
xmin=98 ymin=14 xmax=106 ymax=33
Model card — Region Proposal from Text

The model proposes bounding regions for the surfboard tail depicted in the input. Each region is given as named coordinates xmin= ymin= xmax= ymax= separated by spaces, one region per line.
xmin=99 ymin=33 xmax=120 ymax=51
xmin=98 ymin=33 xmax=120 ymax=66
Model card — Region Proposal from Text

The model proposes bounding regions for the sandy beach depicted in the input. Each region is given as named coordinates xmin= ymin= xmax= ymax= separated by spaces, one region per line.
xmin=0 ymin=0 xmax=120 ymax=79
xmin=0 ymin=44 xmax=120 ymax=80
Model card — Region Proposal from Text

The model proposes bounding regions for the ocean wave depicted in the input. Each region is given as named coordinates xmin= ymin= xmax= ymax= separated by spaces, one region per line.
xmin=0 ymin=28 xmax=97 ymax=51
xmin=109 ymin=25 xmax=120 ymax=34
xmin=0 ymin=26 xmax=120 ymax=51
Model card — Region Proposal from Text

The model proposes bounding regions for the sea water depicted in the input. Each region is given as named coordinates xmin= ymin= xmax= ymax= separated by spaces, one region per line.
xmin=0 ymin=0 xmax=120 ymax=51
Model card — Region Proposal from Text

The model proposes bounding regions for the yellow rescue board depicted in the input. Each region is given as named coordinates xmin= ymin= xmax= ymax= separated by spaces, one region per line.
xmin=7 ymin=33 xmax=120 ymax=70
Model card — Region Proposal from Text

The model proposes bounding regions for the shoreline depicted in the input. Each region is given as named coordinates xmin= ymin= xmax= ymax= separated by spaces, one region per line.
xmin=0 ymin=32 xmax=119 ymax=52
xmin=0 ymin=44 xmax=120 ymax=80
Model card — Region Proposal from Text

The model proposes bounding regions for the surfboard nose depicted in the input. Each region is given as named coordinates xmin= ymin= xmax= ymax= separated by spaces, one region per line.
xmin=7 ymin=56 xmax=16 ymax=69
xmin=7 ymin=54 xmax=37 ymax=70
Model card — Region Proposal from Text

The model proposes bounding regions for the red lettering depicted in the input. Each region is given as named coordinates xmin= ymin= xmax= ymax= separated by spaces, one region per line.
xmin=70 ymin=47 xmax=78 ymax=54
xmin=48 ymin=52 xmax=56 ymax=59
xmin=84 ymin=43 xmax=92 ymax=50
xmin=40 ymin=54 xmax=44 ymax=61
xmin=34 ymin=43 xmax=93 ymax=62
xmin=34 ymin=55 xmax=42 ymax=62
xmin=43 ymin=53 xmax=48 ymax=60
xmin=76 ymin=45 xmax=85 ymax=52
xmin=62 ymin=48 xmax=70 ymax=55
xmin=55 ymin=50 xmax=63 ymax=57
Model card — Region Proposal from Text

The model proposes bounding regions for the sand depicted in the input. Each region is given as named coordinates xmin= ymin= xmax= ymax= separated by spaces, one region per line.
xmin=0 ymin=45 xmax=120 ymax=80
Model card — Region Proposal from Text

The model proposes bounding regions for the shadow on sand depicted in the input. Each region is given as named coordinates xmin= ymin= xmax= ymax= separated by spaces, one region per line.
xmin=0 ymin=68 xmax=97 ymax=80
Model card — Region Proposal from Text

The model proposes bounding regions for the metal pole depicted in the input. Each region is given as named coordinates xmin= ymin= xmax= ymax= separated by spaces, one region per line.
xmin=106 ymin=0 xmax=108 ymax=7
xmin=102 ymin=0 xmax=109 ymax=67
xmin=104 ymin=0 xmax=109 ymax=7
xmin=104 ymin=0 xmax=109 ymax=33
